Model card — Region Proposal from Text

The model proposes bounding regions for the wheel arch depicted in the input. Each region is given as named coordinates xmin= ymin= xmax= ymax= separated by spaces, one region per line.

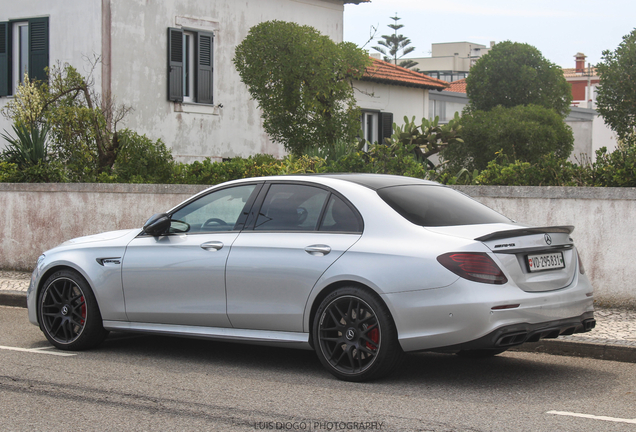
xmin=306 ymin=280 xmax=394 ymax=349
xmin=35 ymin=264 xmax=97 ymax=327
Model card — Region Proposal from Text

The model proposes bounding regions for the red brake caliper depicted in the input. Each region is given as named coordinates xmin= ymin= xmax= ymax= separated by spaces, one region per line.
xmin=80 ymin=296 xmax=86 ymax=325
xmin=366 ymin=327 xmax=379 ymax=350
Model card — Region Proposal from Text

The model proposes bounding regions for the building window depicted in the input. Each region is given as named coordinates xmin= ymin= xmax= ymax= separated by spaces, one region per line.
xmin=0 ymin=17 xmax=49 ymax=97
xmin=361 ymin=111 xmax=393 ymax=147
xmin=168 ymin=27 xmax=213 ymax=104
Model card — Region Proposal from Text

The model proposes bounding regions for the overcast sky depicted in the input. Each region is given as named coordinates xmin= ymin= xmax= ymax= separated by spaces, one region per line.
xmin=343 ymin=0 xmax=635 ymax=68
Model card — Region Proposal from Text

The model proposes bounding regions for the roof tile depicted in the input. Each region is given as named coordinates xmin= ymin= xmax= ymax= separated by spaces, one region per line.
xmin=361 ymin=58 xmax=449 ymax=90
xmin=445 ymin=78 xmax=467 ymax=93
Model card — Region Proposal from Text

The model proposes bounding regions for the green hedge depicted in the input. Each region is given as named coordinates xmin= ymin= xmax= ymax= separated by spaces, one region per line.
xmin=2 ymin=130 xmax=636 ymax=187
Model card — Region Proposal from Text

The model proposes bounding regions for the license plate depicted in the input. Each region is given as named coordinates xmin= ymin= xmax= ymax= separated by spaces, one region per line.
xmin=527 ymin=252 xmax=565 ymax=272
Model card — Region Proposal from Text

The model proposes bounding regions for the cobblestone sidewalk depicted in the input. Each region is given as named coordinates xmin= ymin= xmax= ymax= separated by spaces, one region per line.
xmin=0 ymin=271 xmax=30 ymax=292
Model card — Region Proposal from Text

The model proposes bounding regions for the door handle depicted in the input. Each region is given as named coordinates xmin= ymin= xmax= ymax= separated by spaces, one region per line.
xmin=305 ymin=245 xmax=331 ymax=256
xmin=200 ymin=241 xmax=224 ymax=251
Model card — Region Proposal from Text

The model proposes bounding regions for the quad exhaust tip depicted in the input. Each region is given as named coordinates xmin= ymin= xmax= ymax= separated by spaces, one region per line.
xmin=496 ymin=319 xmax=597 ymax=347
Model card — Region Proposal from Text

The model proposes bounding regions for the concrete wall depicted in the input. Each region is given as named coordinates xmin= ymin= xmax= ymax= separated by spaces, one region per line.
xmin=1 ymin=183 xmax=634 ymax=308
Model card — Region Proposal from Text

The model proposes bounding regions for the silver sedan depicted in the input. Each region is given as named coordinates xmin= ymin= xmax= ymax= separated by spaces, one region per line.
xmin=27 ymin=174 xmax=595 ymax=381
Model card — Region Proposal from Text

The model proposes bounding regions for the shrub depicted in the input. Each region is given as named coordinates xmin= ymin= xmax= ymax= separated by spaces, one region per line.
xmin=109 ymin=129 xmax=175 ymax=184
xmin=589 ymin=146 xmax=636 ymax=187
xmin=472 ymin=153 xmax=581 ymax=186
xmin=0 ymin=160 xmax=67 ymax=183
xmin=1 ymin=123 xmax=50 ymax=167
xmin=442 ymin=104 xmax=574 ymax=172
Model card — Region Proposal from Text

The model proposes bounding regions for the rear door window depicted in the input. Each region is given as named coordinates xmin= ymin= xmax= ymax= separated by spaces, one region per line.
xmin=255 ymin=184 xmax=329 ymax=231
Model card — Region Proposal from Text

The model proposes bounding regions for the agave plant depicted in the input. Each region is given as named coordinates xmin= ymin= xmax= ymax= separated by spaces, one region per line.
xmin=1 ymin=123 xmax=50 ymax=168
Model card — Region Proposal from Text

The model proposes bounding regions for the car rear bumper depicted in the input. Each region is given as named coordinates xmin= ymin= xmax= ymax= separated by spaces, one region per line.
xmin=426 ymin=312 xmax=595 ymax=353
xmin=384 ymin=271 xmax=594 ymax=352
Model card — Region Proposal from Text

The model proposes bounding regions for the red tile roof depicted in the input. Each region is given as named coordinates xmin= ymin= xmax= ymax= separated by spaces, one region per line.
xmin=445 ymin=78 xmax=467 ymax=93
xmin=562 ymin=67 xmax=598 ymax=79
xmin=361 ymin=58 xmax=449 ymax=90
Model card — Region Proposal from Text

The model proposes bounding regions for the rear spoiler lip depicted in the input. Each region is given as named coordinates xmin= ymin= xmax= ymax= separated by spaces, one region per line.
xmin=475 ymin=225 xmax=575 ymax=242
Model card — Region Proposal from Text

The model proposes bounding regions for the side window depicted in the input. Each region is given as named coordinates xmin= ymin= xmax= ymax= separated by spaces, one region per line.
xmin=319 ymin=195 xmax=362 ymax=233
xmin=255 ymin=184 xmax=329 ymax=231
xmin=167 ymin=27 xmax=213 ymax=104
xmin=170 ymin=184 xmax=256 ymax=233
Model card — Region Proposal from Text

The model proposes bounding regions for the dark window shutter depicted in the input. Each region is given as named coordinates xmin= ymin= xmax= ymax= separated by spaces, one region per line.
xmin=167 ymin=27 xmax=183 ymax=102
xmin=379 ymin=112 xmax=393 ymax=143
xmin=196 ymin=32 xmax=213 ymax=104
xmin=0 ymin=22 xmax=8 ymax=96
xmin=28 ymin=17 xmax=49 ymax=83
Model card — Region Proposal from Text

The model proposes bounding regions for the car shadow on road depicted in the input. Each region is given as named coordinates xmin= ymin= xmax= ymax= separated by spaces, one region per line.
xmin=94 ymin=331 xmax=618 ymax=401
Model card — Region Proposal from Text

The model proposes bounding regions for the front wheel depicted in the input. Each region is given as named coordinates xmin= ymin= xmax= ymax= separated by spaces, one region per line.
xmin=38 ymin=269 xmax=109 ymax=350
xmin=312 ymin=287 xmax=403 ymax=382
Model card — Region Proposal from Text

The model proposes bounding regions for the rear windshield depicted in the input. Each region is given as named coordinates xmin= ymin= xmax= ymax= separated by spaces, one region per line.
xmin=377 ymin=185 xmax=512 ymax=227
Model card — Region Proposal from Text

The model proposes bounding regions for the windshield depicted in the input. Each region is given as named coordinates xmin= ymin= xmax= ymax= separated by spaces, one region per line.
xmin=377 ymin=185 xmax=512 ymax=227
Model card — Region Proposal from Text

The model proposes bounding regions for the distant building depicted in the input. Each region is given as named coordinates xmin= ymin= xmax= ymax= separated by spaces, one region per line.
xmin=563 ymin=52 xmax=599 ymax=109
xmin=407 ymin=41 xmax=494 ymax=82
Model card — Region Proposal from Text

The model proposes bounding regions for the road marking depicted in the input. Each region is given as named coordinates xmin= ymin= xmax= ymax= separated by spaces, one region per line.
xmin=0 ymin=345 xmax=76 ymax=357
xmin=548 ymin=410 xmax=636 ymax=424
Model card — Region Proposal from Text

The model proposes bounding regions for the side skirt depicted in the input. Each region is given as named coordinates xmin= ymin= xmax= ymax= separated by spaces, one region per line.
xmin=102 ymin=320 xmax=312 ymax=350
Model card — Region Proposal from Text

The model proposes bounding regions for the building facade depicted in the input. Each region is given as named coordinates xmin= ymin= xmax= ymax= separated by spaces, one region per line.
xmin=0 ymin=0 xmax=366 ymax=162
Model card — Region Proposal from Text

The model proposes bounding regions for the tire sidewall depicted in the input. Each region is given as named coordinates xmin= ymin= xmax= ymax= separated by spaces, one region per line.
xmin=312 ymin=286 xmax=400 ymax=382
xmin=38 ymin=269 xmax=105 ymax=350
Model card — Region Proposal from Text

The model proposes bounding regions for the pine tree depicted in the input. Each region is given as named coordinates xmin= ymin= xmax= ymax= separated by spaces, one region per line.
xmin=372 ymin=14 xmax=417 ymax=69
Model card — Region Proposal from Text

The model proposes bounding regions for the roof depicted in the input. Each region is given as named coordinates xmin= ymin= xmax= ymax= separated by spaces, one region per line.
xmin=360 ymin=58 xmax=449 ymax=90
xmin=562 ymin=67 xmax=598 ymax=79
xmin=445 ymin=78 xmax=467 ymax=93
xmin=321 ymin=174 xmax=436 ymax=190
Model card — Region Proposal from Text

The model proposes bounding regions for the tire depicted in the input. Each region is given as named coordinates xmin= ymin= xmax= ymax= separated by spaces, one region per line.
xmin=38 ymin=269 xmax=109 ymax=350
xmin=312 ymin=287 xmax=403 ymax=382
xmin=455 ymin=348 xmax=508 ymax=359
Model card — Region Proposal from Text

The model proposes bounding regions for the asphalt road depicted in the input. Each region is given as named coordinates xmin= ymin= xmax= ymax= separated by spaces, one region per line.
xmin=1 ymin=305 xmax=635 ymax=432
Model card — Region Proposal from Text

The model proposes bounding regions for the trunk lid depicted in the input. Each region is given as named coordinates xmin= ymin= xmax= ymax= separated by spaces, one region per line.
xmin=428 ymin=224 xmax=577 ymax=292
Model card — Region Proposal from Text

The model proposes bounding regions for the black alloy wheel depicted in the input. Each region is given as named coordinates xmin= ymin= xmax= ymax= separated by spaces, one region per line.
xmin=39 ymin=270 xmax=109 ymax=350
xmin=313 ymin=287 xmax=402 ymax=382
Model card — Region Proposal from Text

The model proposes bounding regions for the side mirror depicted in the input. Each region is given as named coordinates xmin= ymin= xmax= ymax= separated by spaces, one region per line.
xmin=142 ymin=213 xmax=171 ymax=236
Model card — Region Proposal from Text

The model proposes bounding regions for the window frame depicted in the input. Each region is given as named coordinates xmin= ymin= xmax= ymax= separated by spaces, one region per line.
xmin=0 ymin=16 xmax=49 ymax=97
xmin=244 ymin=181 xmax=363 ymax=234
xmin=164 ymin=183 xmax=264 ymax=235
xmin=167 ymin=26 xmax=214 ymax=105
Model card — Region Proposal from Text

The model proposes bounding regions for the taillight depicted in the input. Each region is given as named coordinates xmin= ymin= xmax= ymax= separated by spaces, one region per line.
xmin=437 ymin=252 xmax=508 ymax=285
xmin=577 ymin=250 xmax=586 ymax=274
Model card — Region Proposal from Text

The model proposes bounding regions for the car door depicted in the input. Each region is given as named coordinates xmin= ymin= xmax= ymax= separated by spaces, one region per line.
xmin=121 ymin=183 xmax=260 ymax=327
xmin=226 ymin=182 xmax=363 ymax=332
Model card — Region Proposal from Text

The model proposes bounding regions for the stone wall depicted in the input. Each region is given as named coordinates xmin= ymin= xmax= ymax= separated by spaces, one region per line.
xmin=1 ymin=183 xmax=634 ymax=307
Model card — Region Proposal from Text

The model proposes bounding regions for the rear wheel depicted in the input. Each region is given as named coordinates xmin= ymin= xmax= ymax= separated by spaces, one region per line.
xmin=456 ymin=348 xmax=508 ymax=358
xmin=38 ymin=269 xmax=109 ymax=350
xmin=313 ymin=287 xmax=402 ymax=382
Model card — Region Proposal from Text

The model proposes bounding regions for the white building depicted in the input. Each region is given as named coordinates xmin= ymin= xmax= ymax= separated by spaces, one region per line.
xmin=355 ymin=57 xmax=448 ymax=144
xmin=0 ymin=0 xmax=367 ymax=162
